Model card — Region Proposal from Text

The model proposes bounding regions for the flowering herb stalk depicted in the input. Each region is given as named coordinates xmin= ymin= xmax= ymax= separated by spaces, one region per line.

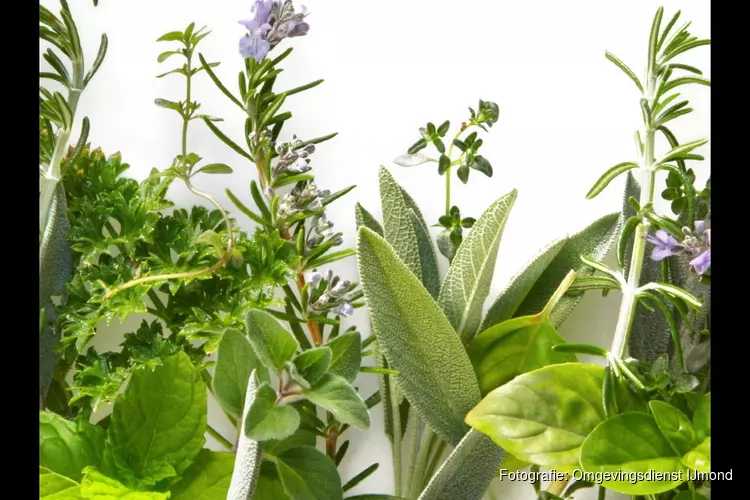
xmin=196 ymin=2 xmax=386 ymax=497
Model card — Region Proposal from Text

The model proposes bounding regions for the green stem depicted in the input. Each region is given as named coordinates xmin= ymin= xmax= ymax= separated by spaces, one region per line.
xmin=390 ymin=376 xmax=403 ymax=497
xmin=598 ymin=486 xmax=607 ymax=500
xmin=541 ymin=270 xmax=577 ymax=319
xmin=182 ymin=56 xmax=192 ymax=158
xmin=445 ymin=163 xmax=452 ymax=216
xmin=207 ymin=424 xmax=233 ymax=450
xmin=40 ymin=59 xmax=84 ymax=238
xmin=408 ymin=427 xmax=437 ymax=498
xmin=424 ymin=439 xmax=447 ymax=484
xmin=405 ymin=412 xmax=420 ymax=494
xmin=443 ymin=126 xmax=469 ymax=216
xmin=609 ymin=68 xmax=658 ymax=359
xmin=147 ymin=290 xmax=169 ymax=320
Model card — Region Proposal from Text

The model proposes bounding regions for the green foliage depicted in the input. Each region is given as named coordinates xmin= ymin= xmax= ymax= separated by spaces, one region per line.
xmin=54 ymin=149 xmax=295 ymax=412
xmin=438 ymin=190 xmax=516 ymax=342
xmin=40 ymin=411 xmax=105 ymax=482
xmin=417 ymin=429 xmax=504 ymax=500
xmin=166 ymin=450 xmax=235 ymax=500
xmin=468 ymin=314 xmax=576 ymax=395
xmin=481 ymin=213 xmax=620 ymax=330
xmin=580 ymin=413 xmax=687 ymax=495
xmin=357 ymin=226 xmax=481 ymax=446
xmin=213 ymin=328 xmax=268 ymax=419
xmin=245 ymin=382 xmax=301 ymax=441
xmin=467 ymin=363 xmax=607 ymax=470
xmin=107 ymin=351 xmax=207 ymax=488
xmin=465 ymin=8 xmax=710 ymax=500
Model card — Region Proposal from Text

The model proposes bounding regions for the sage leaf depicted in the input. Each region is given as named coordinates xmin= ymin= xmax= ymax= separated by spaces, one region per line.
xmin=40 ymin=411 xmax=105 ymax=482
xmin=580 ymin=412 xmax=687 ymax=495
xmin=40 ymin=467 xmax=82 ymax=499
xmin=303 ymin=373 xmax=370 ymax=429
xmin=466 ymin=363 xmax=605 ymax=470
xmin=649 ymin=400 xmax=697 ymax=455
xmin=355 ymin=203 xmax=383 ymax=237
xmin=326 ymin=332 xmax=362 ymax=383
xmin=399 ymin=186 xmax=434 ymax=252
xmin=682 ymin=437 xmax=710 ymax=473
xmin=171 ymin=450 xmax=235 ymax=500
xmin=417 ymin=429 xmax=505 ymax=500
xmin=467 ymin=315 xmax=576 ymax=395
xmin=357 ymin=227 xmax=480 ymax=445
xmin=245 ymin=382 xmax=301 ymax=441
xmin=245 ymin=310 xmax=300 ymax=374
xmin=40 ymin=184 xmax=73 ymax=394
xmin=108 ymin=351 xmax=206 ymax=480
xmin=275 ymin=446 xmax=343 ymax=500
xmin=409 ymin=209 xmax=440 ymax=299
xmin=293 ymin=347 xmax=332 ymax=386
xmin=213 ymin=328 xmax=267 ymax=419
xmin=481 ymin=212 xmax=620 ymax=330
xmin=379 ymin=167 xmax=422 ymax=281
xmin=229 ymin=371 xmax=264 ymax=500
xmin=438 ymin=190 xmax=517 ymax=343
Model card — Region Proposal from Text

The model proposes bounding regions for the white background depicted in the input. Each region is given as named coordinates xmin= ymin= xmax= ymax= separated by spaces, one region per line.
xmin=41 ymin=0 xmax=710 ymax=498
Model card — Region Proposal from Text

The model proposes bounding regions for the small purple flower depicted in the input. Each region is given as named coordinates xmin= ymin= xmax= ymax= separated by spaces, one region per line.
xmin=239 ymin=0 xmax=273 ymax=33
xmin=239 ymin=34 xmax=271 ymax=61
xmin=307 ymin=268 xmax=357 ymax=317
xmin=333 ymin=303 xmax=354 ymax=317
xmin=645 ymin=230 xmax=682 ymax=261
xmin=238 ymin=0 xmax=310 ymax=61
xmin=646 ymin=220 xmax=711 ymax=276
xmin=689 ymin=228 xmax=710 ymax=275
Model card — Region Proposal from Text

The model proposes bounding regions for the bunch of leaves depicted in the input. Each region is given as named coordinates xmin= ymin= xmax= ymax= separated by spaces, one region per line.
xmin=49 ymin=146 xmax=297 ymax=416
xmin=41 ymin=352 xmax=231 ymax=499
xmin=355 ymin=161 xmax=620 ymax=498
xmin=193 ymin=16 xmax=394 ymax=497
xmin=39 ymin=0 xmax=108 ymax=399
xmin=393 ymin=100 xmax=500 ymax=261
xmin=465 ymin=7 xmax=711 ymax=499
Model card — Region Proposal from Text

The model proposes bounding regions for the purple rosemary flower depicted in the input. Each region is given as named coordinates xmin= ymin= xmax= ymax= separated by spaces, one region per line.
xmin=645 ymin=230 xmax=682 ymax=261
xmin=276 ymin=181 xmax=330 ymax=219
xmin=238 ymin=0 xmax=273 ymax=60
xmin=238 ymin=0 xmax=310 ymax=61
xmin=645 ymin=220 xmax=711 ymax=275
xmin=273 ymin=135 xmax=315 ymax=179
xmin=306 ymin=269 xmax=357 ymax=317
xmin=688 ymin=225 xmax=710 ymax=275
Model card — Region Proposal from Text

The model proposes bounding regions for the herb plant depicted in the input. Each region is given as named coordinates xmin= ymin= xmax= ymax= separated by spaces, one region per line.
xmin=39 ymin=3 xmax=711 ymax=500
xmin=356 ymin=6 xmax=709 ymax=500
xmin=464 ymin=7 xmax=710 ymax=500
xmin=40 ymin=1 xmax=390 ymax=499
